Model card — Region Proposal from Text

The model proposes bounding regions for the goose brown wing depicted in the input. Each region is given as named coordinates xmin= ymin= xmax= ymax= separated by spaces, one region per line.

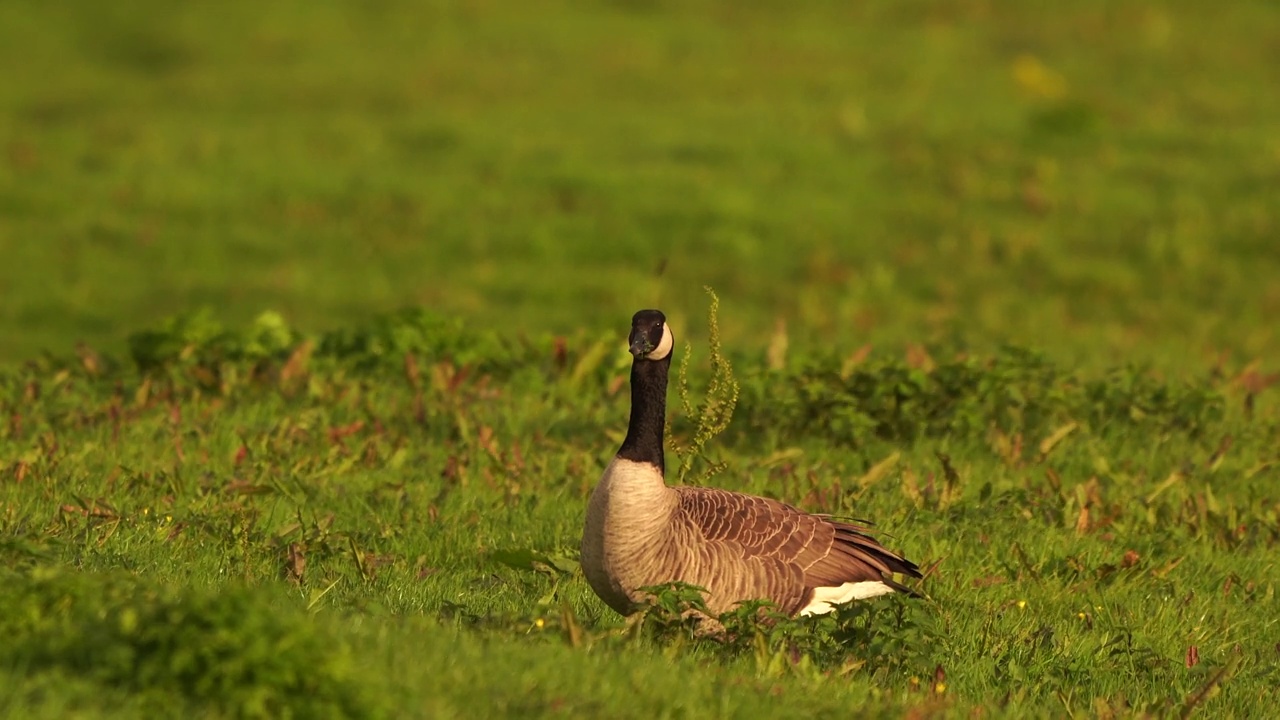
xmin=677 ymin=487 xmax=920 ymax=601
xmin=674 ymin=486 xmax=811 ymax=612
xmin=802 ymin=517 xmax=922 ymax=592
xmin=678 ymin=487 xmax=816 ymax=561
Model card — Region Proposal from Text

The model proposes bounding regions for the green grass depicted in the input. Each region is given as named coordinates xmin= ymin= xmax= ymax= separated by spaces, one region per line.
xmin=2 ymin=0 xmax=1280 ymax=717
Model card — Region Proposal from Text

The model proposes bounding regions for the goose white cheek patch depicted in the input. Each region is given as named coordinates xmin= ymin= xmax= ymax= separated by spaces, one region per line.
xmin=647 ymin=325 xmax=674 ymax=360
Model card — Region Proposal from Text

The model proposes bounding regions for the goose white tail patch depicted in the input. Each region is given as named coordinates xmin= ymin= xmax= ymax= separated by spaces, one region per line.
xmin=799 ymin=581 xmax=896 ymax=617
xmin=647 ymin=324 xmax=674 ymax=360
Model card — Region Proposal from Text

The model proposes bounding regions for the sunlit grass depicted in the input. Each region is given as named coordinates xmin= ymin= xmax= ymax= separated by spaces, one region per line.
xmin=2 ymin=306 xmax=1278 ymax=717
xmin=2 ymin=0 xmax=1279 ymax=717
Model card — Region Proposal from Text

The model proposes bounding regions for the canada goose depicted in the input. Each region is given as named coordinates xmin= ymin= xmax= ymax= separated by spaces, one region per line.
xmin=581 ymin=309 xmax=921 ymax=623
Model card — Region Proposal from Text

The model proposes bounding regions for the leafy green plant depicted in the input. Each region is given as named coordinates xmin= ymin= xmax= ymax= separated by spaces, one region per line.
xmin=743 ymin=346 xmax=1228 ymax=455
xmin=672 ymin=287 xmax=741 ymax=486
xmin=124 ymin=306 xmax=533 ymax=384
xmin=318 ymin=307 xmax=521 ymax=373
xmin=0 ymin=568 xmax=381 ymax=719
xmin=128 ymin=309 xmax=299 ymax=373
xmin=629 ymin=581 xmax=720 ymax=642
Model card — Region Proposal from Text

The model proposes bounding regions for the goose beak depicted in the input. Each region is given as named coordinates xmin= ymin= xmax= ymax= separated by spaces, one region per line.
xmin=628 ymin=334 xmax=652 ymax=357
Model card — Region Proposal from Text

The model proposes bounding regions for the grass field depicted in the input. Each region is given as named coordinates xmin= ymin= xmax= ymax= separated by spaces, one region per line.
xmin=2 ymin=1 xmax=1280 ymax=717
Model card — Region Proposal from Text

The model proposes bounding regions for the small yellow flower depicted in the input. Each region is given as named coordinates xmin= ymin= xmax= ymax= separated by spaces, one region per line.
xmin=935 ymin=683 xmax=947 ymax=694
xmin=1077 ymin=612 xmax=1086 ymax=619
xmin=534 ymin=618 xmax=545 ymax=629
xmin=1017 ymin=600 xmax=1027 ymax=609
xmin=1012 ymin=54 xmax=1067 ymax=100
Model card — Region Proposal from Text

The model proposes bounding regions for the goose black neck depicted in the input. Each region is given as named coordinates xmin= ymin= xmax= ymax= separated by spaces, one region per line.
xmin=616 ymin=354 xmax=670 ymax=473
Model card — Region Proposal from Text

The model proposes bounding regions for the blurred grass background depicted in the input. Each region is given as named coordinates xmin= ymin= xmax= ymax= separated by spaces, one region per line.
xmin=1 ymin=0 xmax=1277 ymax=366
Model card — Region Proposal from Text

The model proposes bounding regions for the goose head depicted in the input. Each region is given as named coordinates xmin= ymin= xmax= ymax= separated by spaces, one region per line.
xmin=628 ymin=309 xmax=673 ymax=361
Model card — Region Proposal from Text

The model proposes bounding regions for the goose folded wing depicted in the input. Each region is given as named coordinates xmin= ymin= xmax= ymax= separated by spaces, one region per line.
xmin=678 ymin=487 xmax=919 ymax=589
